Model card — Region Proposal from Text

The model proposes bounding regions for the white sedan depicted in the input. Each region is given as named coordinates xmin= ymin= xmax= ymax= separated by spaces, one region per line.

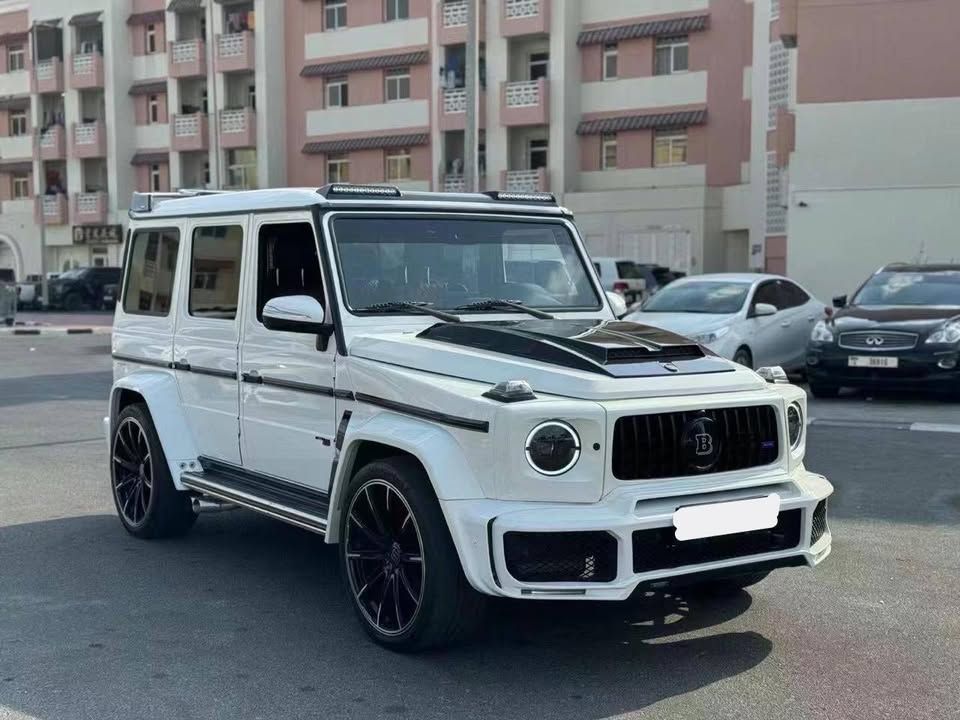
xmin=625 ymin=273 xmax=825 ymax=370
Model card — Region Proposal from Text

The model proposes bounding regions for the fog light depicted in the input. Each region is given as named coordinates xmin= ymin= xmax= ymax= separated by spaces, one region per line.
xmin=937 ymin=356 xmax=958 ymax=370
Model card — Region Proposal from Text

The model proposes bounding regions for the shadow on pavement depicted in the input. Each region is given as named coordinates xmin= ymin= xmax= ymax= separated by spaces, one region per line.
xmin=0 ymin=511 xmax=771 ymax=720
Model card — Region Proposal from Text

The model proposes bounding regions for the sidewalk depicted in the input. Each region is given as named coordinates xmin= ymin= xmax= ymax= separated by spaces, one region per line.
xmin=0 ymin=311 xmax=113 ymax=336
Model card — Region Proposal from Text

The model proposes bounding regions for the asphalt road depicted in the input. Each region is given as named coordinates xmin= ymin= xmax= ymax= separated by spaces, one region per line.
xmin=1 ymin=335 xmax=958 ymax=720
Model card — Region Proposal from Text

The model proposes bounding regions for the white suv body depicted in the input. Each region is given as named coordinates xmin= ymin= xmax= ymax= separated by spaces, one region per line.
xmin=106 ymin=186 xmax=832 ymax=651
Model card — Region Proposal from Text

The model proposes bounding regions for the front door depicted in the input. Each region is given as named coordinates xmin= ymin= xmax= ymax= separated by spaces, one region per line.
xmin=173 ymin=218 xmax=247 ymax=465
xmin=746 ymin=280 xmax=790 ymax=369
xmin=239 ymin=216 xmax=336 ymax=490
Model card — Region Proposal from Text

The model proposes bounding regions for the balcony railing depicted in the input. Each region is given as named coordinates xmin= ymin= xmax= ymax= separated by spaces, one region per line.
xmin=443 ymin=0 xmax=468 ymax=27
xmin=504 ymin=168 xmax=546 ymax=193
xmin=32 ymin=57 xmax=64 ymax=93
xmin=74 ymin=192 xmax=108 ymax=224
xmin=42 ymin=195 xmax=63 ymax=216
xmin=169 ymin=38 xmax=207 ymax=78
xmin=36 ymin=194 xmax=67 ymax=225
xmin=70 ymin=52 xmax=104 ymax=89
xmin=219 ymin=108 xmax=257 ymax=148
xmin=221 ymin=109 xmax=248 ymax=134
xmin=443 ymin=88 xmax=466 ymax=114
xmin=504 ymin=79 xmax=540 ymax=107
xmin=74 ymin=122 xmax=98 ymax=145
xmin=174 ymin=113 xmax=202 ymax=137
xmin=73 ymin=121 xmax=106 ymax=158
xmin=215 ymin=31 xmax=254 ymax=72
xmin=38 ymin=126 xmax=66 ymax=159
xmin=35 ymin=59 xmax=57 ymax=81
xmin=172 ymin=39 xmax=201 ymax=64
xmin=504 ymin=0 xmax=540 ymax=18
xmin=218 ymin=32 xmax=246 ymax=58
xmin=443 ymin=174 xmax=465 ymax=192
xmin=72 ymin=53 xmax=94 ymax=75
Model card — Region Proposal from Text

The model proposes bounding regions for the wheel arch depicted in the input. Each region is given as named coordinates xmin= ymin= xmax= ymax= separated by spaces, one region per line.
xmin=110 ymin=371 xmax=199 ymax=489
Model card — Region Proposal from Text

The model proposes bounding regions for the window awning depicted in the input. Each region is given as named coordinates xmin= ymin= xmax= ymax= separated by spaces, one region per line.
xmin=69 ymin=12 xmax=103 ymax=27
xmin=0 ymin=94 xmax=30 ymax=111
xmin=302 ymin=133 xmax=429 ymax=155
xmin=168 ymin=0 xmax=203 ymax=11
xmin=577 ymin=14 xmax=709 ymax=46
xmin=0 ymin=159 xmax=34 ymax=174
xmin=131 ymin=151 xmax=169 ymax=166
xmin=129 ymin=79 xmax=168 ymax=96
xmin=301 ymin=50 xmax=429 ymax=78
xmin=127 ymin=10 xmax=167 ymax=25
xmin=576 ymin=109 xmax=707 ymax=135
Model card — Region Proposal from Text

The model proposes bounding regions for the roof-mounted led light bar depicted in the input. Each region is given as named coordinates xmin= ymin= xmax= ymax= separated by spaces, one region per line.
xmin=131 ymin=189 xmax=229 ymax=213
xmin=320 ymin=184 xmax=402 ymax=198
xmin=484 ymin=190 xmax=557 ymax=204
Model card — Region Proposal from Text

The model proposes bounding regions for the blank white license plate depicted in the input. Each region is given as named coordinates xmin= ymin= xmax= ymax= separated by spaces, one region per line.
xmin=673 ymin=494 xmax=780 ymax=542
xmin=848 ymin=355 xmax=899 ymax=368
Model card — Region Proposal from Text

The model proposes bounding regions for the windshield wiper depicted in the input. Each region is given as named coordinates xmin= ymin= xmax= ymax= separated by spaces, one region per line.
xmin=455 ymin=298 xmax=554 ymax=320
xmin=355 ymin=301 xmax=461 ymax=323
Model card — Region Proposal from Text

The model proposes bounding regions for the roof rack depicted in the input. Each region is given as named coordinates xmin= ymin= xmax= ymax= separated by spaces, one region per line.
xmin=130 ymin=188 xmax=232 ymax=213
xmin=317 ymin=183 xmax=402 ymax=198
xmin=483 ymin=190 xmax=557 ymax=205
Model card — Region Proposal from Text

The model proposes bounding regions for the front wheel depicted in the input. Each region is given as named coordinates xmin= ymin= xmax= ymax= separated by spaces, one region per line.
xmin=733 ymin=347 xmax=753 ymax=369
xmin=340 ymin=457 xmax=486 ymax=652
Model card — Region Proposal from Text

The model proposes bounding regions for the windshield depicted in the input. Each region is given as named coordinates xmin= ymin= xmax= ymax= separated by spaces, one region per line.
xmin=59 ymin=269 xmax=85 ymax=279
xmin=615 ymin=261 xmax=643 ymax=279
xmin=641 ymin=281 xmax=751 ymax=314
xmin=852 ymin=271 xmax=960 ymax=306
xmin=332 ymin=216 xmax=601 ymax=312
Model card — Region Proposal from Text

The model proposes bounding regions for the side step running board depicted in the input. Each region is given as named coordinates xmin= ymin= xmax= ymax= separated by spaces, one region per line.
xmin=181 ymin=461 xmax=330 ymax=535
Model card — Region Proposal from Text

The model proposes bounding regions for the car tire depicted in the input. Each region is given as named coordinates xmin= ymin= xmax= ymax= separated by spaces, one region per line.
xmin=809 ymin=382 xmax=840 ymax=399
xmin=733 ymin=346 xmax=753 ymax=369
xmin=340 ymin=456 xmax=486 ymax=652
xmin=63 ymin=292 xmax=86 ymax=312
xmin=110 ymin=403 xmax=197 ymax=539
xmin=694 ymin=570 xmax=769 ymax=596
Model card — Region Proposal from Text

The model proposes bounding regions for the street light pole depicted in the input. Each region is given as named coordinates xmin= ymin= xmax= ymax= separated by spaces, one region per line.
xmin=463 ymin=0 xmax=479 ymax=193
xmin=31 ymin=22 xmax=49 ymax=309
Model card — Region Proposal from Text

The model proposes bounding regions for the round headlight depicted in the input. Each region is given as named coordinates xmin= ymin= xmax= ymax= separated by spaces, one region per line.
xmin=787 ymin=403 xmax=803 ymax=449
xmin=525 ymin=420 xmax=581 ymax=476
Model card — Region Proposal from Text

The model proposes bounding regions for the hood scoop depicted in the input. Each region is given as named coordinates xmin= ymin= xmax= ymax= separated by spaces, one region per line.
xmin=417 ymin=319 xmax=733 ymax=378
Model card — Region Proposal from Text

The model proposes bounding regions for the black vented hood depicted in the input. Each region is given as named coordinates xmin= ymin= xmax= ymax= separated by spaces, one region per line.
xmin=417 ymin=319 xmax=734 ymax=378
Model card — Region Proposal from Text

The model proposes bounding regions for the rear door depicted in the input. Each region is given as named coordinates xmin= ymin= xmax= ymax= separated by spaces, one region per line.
xmin=778 ymin=280 xmax=818 ymax=369
xmin=747 ymin=280 xmax=790 ymax=368
xmin=172 ymin=216 xmax=246 ymax=465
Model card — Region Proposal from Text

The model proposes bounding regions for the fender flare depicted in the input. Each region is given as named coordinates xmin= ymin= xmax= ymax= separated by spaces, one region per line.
xmin=325 ymin=411 xmax=486 ymax=543
xmin=110 ymin=371 xmax=198 ymax=490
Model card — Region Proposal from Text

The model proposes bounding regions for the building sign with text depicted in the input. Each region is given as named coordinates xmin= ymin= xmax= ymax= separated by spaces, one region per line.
xmin=73 ymin=225 xmax=124 ymax=245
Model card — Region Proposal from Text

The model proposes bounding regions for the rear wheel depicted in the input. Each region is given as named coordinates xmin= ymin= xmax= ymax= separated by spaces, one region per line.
xmin=63 ymin=292 xmax=85 ymax=312
xmin=733 ymin=346 xmax=753 ymax=369
xmin=111 ymin=404 xmax=196 ymax=539
xmin=809 ymin=382 xmax=840 ymax=399
xmin=340 ymin=457 xmax=486 ymax=652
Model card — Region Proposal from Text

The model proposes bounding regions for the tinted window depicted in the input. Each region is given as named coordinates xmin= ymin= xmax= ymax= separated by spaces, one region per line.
xmin=256 ymin=223 xmax=325 ymax=322
xmin=593 ymin=262 xmax=601 ymax=277
xmin=123 ymin=229 xmax=180 ymax=316
xmin=615 ymin=261 xmax=643 ymax=279
xmin=642 ymin=281 xmax=751 ymax=314
xmin=780 ymin=281 xmax=809 ymax=308
xmin=852 ymin=271 xmax=960 ymax=306
xmin=189 ymin=225 xmax=244 ymax=319
xmin=752 ymin=281 xmax=784 ymax=310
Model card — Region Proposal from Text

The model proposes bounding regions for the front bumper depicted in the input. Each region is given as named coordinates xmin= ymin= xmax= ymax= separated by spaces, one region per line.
xmin=807 ymin=344 xmax=960 ymax=388
xmin=444 ymin=468 xmax=832 ymax=600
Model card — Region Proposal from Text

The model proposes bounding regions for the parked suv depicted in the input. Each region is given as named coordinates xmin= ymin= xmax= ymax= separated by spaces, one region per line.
xmin=107 ymin=186 xmax=832 ymax=651
xmin=49 ymin=266 xmax=123 ymax=310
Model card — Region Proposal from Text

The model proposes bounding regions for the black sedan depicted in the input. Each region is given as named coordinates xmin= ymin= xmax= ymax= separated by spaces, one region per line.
xmin=806 ymin=264 xmax=960 ymax=397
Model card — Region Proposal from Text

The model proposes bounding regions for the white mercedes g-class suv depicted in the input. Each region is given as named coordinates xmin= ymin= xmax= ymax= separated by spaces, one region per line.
xmin=107 ymin=185 xmax=832 ymax=651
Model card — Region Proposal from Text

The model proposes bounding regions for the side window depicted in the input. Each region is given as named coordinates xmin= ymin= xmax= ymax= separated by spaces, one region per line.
xmin=188 ymin=225 xmax=244 ymax=319
xmin=752 ymin=281 xmax=783 ymax=310
xmin=256 ymin=222 xmax=325 ymax=322
xmin=593 ymin=262 xmax=602 ymax=277
xmin=123 ymin=229 xmax=180 ymax=316
xmin=781 ymin=281 xmax=810 ymax=308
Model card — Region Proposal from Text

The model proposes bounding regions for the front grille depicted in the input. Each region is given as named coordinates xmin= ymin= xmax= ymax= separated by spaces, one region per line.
xmin=632 ymin=509 xmax=802 ymax=573
xmin=839 ymin=331 xmax=918 ymax=351
xmin=810 ymin=500 xmax=828 ymax=545
xmin=503 ymin=531 xmax=617 ymax=583
xmin=612 ymin=405 xmax=780 ymax=480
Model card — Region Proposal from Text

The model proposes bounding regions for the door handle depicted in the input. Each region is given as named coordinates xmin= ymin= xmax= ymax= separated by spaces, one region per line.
xmin=780 ymin=321 xmax=791 ymax=328
xmin=241 ymin=370 xmax=262 ymax=384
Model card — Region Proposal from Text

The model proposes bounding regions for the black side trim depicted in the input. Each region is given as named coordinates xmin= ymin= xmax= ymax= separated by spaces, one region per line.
xmin=183 ymin=476 xmax=326 ymax=533
xmin=328 ymin=410 xmax=353 ymax=494
xmin=112 ymin=352 xmax=172 ymax=369
xmin=633 ymin=555 xmax=807 ymax=591
xmin=171 ymin=360 xmax=191 ymax=371
xmin=261 ymin=376 xmax=335 ymax=396
xmin=334 ymin=388 xmax=356 ymax=400
xmin=487 ymin=518 xmax=501 ymax=588
xmin=197 ymin=455 xmax=330 ymax=517
xmin=312 ymin=205 xmax=348 ymax=356
xmin=354 ymin=393 xmax=489 ymax=433
xmin=190 ymin=365 xmax=237 ymax=380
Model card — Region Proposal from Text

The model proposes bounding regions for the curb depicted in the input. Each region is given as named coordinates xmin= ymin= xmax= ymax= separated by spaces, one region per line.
xmin=809 ymin=417 xmax=960 ymax=434
xmin=0 ymin=326 xmax=111 ymax=336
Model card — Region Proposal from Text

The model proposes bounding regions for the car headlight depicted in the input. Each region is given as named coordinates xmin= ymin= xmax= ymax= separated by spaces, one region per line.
xmin=525 ymin=420 xmax=581 ymax=476
xmin=810 ymin=320 xmax=834 ymax=343
xmin=787 ymin=402 xmax=803 ymax=449
xmin=925 ymin=320 xmax=960 ymax=344
xmin=692 ymin=326 xmax=731 ymax=344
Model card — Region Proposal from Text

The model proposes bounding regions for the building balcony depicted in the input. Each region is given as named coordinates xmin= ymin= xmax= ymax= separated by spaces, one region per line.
xmin=37 ymin=126 xmax=67 ymax=160
xmin=501 ymin=167 xmax=547 ymax=193
xmin=777 ymin=0 xmax=798 ymax=48
xmin=169 ymin=38 xmax=207 ymax=78
xmin=219 ymin=109 xmax=257 ymax=149
xmin=69 ymin=52 xmax=104 ymax=90
xmin=32 ymin=57 xmax=64 ymax=94
xmin=73 ymin=192 xmax=108 ymax=225
xmin=72 ymin=121 xmax=107 ymax=158
xmin=442 ymin=173 xmax=486 ymax=192
xmin=439 ymin=87 xmax=485 ymax=131
xmin=438 ymin=0 xmax=484 ymax=45
xmin=501 ymin=0 xmax=550 ymax=37
xmin=215 ymin=31 xmax=255 ymax=73
xmin=501 ymin=78 xmax=549 ymax=126
xmin=171 ymin=113 xmax=209 ymax=152
xmin=35 ymin=194 xmax=68 ymax=226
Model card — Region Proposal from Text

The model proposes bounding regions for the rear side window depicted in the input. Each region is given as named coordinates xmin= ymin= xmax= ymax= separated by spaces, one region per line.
xmin=616 ymin=261 xmax=642 ymax=279
xmin=780 ymin=281 xmax=810 ymax=308
xmin=256 ymin=222 xmax=325 ymax=322
xmin=189 ymin=225 xmax=244 ymax=319
xmin=123 ymin=228 xmax=180 ymax=316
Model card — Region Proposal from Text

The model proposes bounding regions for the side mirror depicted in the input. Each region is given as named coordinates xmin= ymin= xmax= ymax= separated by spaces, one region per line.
xmin=752 ymin=302 xmax=778 ymax=318
xmin=832 ymin=294 xmax=848 ymax=309
xmin=606 ymin=290 xmax=628 ymax=318
xmin=262 ymin=295 xmax=326 ymax=334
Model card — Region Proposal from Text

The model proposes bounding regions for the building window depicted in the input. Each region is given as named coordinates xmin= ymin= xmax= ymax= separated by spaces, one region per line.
xmin=145 ymin=24 xmax=157 ymax=54
xmin=327 ymin=154 xmax=350 ymax=183
xmin=768 ymin=40 xmax=789 ymax=129
xmin=386 ymin=150 xmax=412 ymax=181
xmin=201 ymin=88 xmax=209 ymax=114
xmin=150 ymin=164 xmax=162 ymax=192
xmin=601 ymin=133 xmax=617 ymax=170
xmin=602 ymin=43 xmax=618 ymax=80
xmin=9 ymin=110 xmax=27 ymax=136
xmin=770 ymin=0 xmax=780 ymax=21
xmin=529 ymin=51 xmax=549 ymax=80
xmin=653 ymin=130 xmax=688 ymax=167
xmin=7 ymin=45 xmax=24 ymax=71
xmin=655 ymin=36 xmax=689 ymax=76
xmin=326 ymin=76 xmax=348 ymax=107
xmin=385 ymin=69 xmax=411 ymax=102
xmin=148 ymin=95 xmax=160 ymax=123
xmin=528 ymin=138 xmax=548 ymax=169
xmin=385 ymin=0 xmax=409 ymax=21
xmin=248 ymin=83 xmax=257 ymax=110
xmin=325 ymin=0 xmax=347 ymax=30
xmin=12 ymin=173 xmax=29 ymax=199
xmin=203 ymin=161 xmax=211 ymax=186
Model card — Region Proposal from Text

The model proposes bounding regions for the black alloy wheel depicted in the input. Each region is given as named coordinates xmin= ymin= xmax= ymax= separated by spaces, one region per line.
xmin=112 ymin=416 xmax=154 ymax=527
